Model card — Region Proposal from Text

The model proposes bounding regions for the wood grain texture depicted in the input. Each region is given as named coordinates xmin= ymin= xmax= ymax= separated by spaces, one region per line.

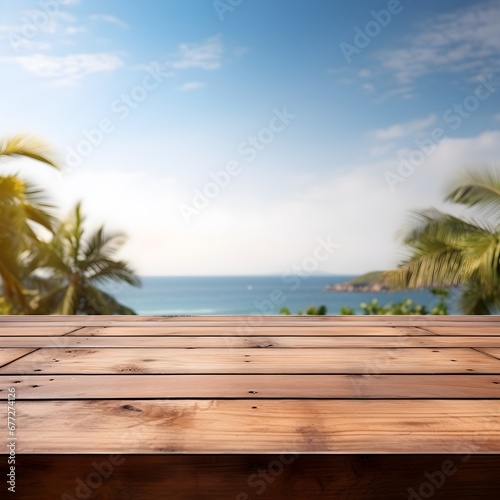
xmin=4 ymin=334 xmax=500 ymax=348
xmin=13 ymin=399 xmax=500 ymax=453
xmin=0 ymin=314 xmax=495 ymax=322
xmin=3 ymin=454 xmax=500 ymax=500
xmin=1 ymin=316 xmax=500 ymax=458
xmin=71 ymin=325 xmax=425 ymax=336
xmin=2 ymin=347 xmax=500 ymax=375
xmin=424 ymin=326 xmax=500 ymax=336
xmin=0 ymin=326 xmax=81 ymax=336
xmin=2 ymin=374 xmax=500 ymax=400
xmin=0 ymin=315 xmax=498 ymax=328
xmin=475 ymin=348 xmax=500 ymax=360
xmin=0 ymin=348 xmax=35 ymax=367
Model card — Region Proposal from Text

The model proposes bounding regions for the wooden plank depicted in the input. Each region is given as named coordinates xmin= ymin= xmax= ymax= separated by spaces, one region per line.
xmin=0 ymin=326 xmax=80 ymax=336
xmin=424 ymin=326 xmax=500 ymax=336
xmin=70 ymin=325 xmax=426 ymax=336
xmin=2 ymin=347 xmax=500 ymax=375
xmin=4 ymin=335 xmax=500 ymax=348
xmin=1 ymin=315 xmax=498 ymax=328
xmin=0 ymin=315 xmax=414 ymax=322
xmin=0 ymin=314 xmax=495 ymax=322
xmin=0 ymin=349 xmax=35 ymax=367
xmin=6 ymin=455 xmax=500 ymax=499
xmin=475 ymin=348 xmax=500 ymax=360
xmin=3 ymin=374 xmax=500 ymax=400
xmin=13 ymin=399 xmax=500 ymax=453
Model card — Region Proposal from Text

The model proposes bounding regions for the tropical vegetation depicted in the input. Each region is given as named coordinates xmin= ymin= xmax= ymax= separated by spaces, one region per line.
xmin=0 ymin=135 xmax=139 ymax=315
xmin=387 ymin=166 xmax=500 ymax=314
xmin=280 ymin=305 xmax=327 ymax=315
xmin=340 ymin=288 xmax=449 ymax=315
xmin=2 ymin=132 xmax=499 ymax=316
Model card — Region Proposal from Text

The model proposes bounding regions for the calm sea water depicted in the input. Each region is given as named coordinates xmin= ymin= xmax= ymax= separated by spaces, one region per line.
xmin=108 ymin=276 xmax=461 ymax=315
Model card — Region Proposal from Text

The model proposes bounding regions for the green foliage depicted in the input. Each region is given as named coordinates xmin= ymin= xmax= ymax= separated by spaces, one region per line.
xmin=280 ymin=305 xmax=327 ymax=315
xmin=359 ymin=298 xmax=427 ymax=315
xmin=341 ymin=288 xmax=450 ymax=315
xmin=0 ymin=136 xmax=139 ymax=315
xmin=0 ymin=135 xmax=59 ymax=312
xmin=31 ymin=203 xmax=140 ymax=315
xmin=429 ymin=288 xmax=449 ymax=315
xmin=387 ymin=165 xmax=500 ymax=314
xmin=340 ymin=306 xmax=355 ymax=315
xmin=0 ymin=297 xmax=14 ymax=315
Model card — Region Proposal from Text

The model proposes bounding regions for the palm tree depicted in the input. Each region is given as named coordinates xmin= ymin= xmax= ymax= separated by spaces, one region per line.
xmin=32 ymin=202 xmax=140 ymax=314
xmin=389 ymin=165 xmax=500 ymax=314
xmin=0 ymin=135 xmax=59 ymax=312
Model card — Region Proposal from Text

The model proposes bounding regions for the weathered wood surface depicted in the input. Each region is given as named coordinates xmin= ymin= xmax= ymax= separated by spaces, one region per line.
xmin=12 ymin=399 xmax=500 ymax=453
xmin=4 ymin=334 xmax=500 ymax=348
xmin=2 ymin=346 xmax=500 ymax=375
xmin=70 ymin=325 xmax=428 ymax=336
xmin=3 ymin=374 xmax=500 ymax=399
xmin=0 ymin=348 xmax=35 ymax=367
xmin=0 ymin=315 xmax=500 ymax=455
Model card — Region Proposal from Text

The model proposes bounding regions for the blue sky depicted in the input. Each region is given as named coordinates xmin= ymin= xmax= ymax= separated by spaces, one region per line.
xmin=1 ymin=0 xmax=500 ymax=275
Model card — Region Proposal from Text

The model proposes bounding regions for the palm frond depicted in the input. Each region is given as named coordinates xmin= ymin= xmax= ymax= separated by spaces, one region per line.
xmin=446 ymin=164 xmax=500 ymax=222
xmin=84 ymin=285 xmax=137 ymax=315
xmin=400 ymin=209 xmax=488 ymax=245
xmin=388 ymin=246 xmax=466 ymax=289
xmin=458 ymin=280 xmax=500 ymax=315
xmin=0 ymin=135 xmax=59 ymax=169
xmin=82 ymin=227 xmax=127 ymax=264
xmin=87 ymin=259 xmax=141 ymax=287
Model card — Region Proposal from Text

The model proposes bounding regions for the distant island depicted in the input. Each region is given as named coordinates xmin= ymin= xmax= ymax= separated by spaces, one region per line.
xmin=325 ymin=271 xmax=392 ymax=293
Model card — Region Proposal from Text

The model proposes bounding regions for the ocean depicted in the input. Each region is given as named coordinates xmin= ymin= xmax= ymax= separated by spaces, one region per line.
xmin=107 ymin=275 xmax=461 ymax=315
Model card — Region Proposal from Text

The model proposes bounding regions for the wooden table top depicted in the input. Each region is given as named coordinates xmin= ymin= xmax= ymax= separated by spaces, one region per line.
xmin=1 ymin=315 xmax=500 ymax=454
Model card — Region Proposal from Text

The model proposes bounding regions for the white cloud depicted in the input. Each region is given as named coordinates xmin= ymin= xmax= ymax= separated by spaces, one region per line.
xmin=59 ymin=0 xmax=81 ymax=4
xmin=358 ymin=69 xmax=371 ymax=78
xmin=373 ymin=86 xmax=415 ymax=103
xmin=362 ymin=82 xmax=375 ymax=94
xmin=369 ymin=144 xmax=394 ymax=157
xmin=19 ymin=10 xmax=78 ymax=35
xmin=0 ymin=25 xmax=20 ymax=34
xmin=4 ymin=38 xmax=52 ymax=51
xmin=65 ymin=26 xmax=87 ymax=35
xmin=1 ymin=53 xmax=124 ymax=85
xmin=373 ymin=114 xmax=437 ymax=140
xmin=177 ymin=81 xmax=206 ymax=91
xmin=171 ymin=35 xmax=224 ymax=70
xmin=381 ymin=1 xmax=500 ymax=82
xmin=0 ymin=10 xmax=84 ymax=45
xmin=11 ymin=130 xmax=500 ymax=276
xmin=90 ymin=14 xmax=128 ymax=29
